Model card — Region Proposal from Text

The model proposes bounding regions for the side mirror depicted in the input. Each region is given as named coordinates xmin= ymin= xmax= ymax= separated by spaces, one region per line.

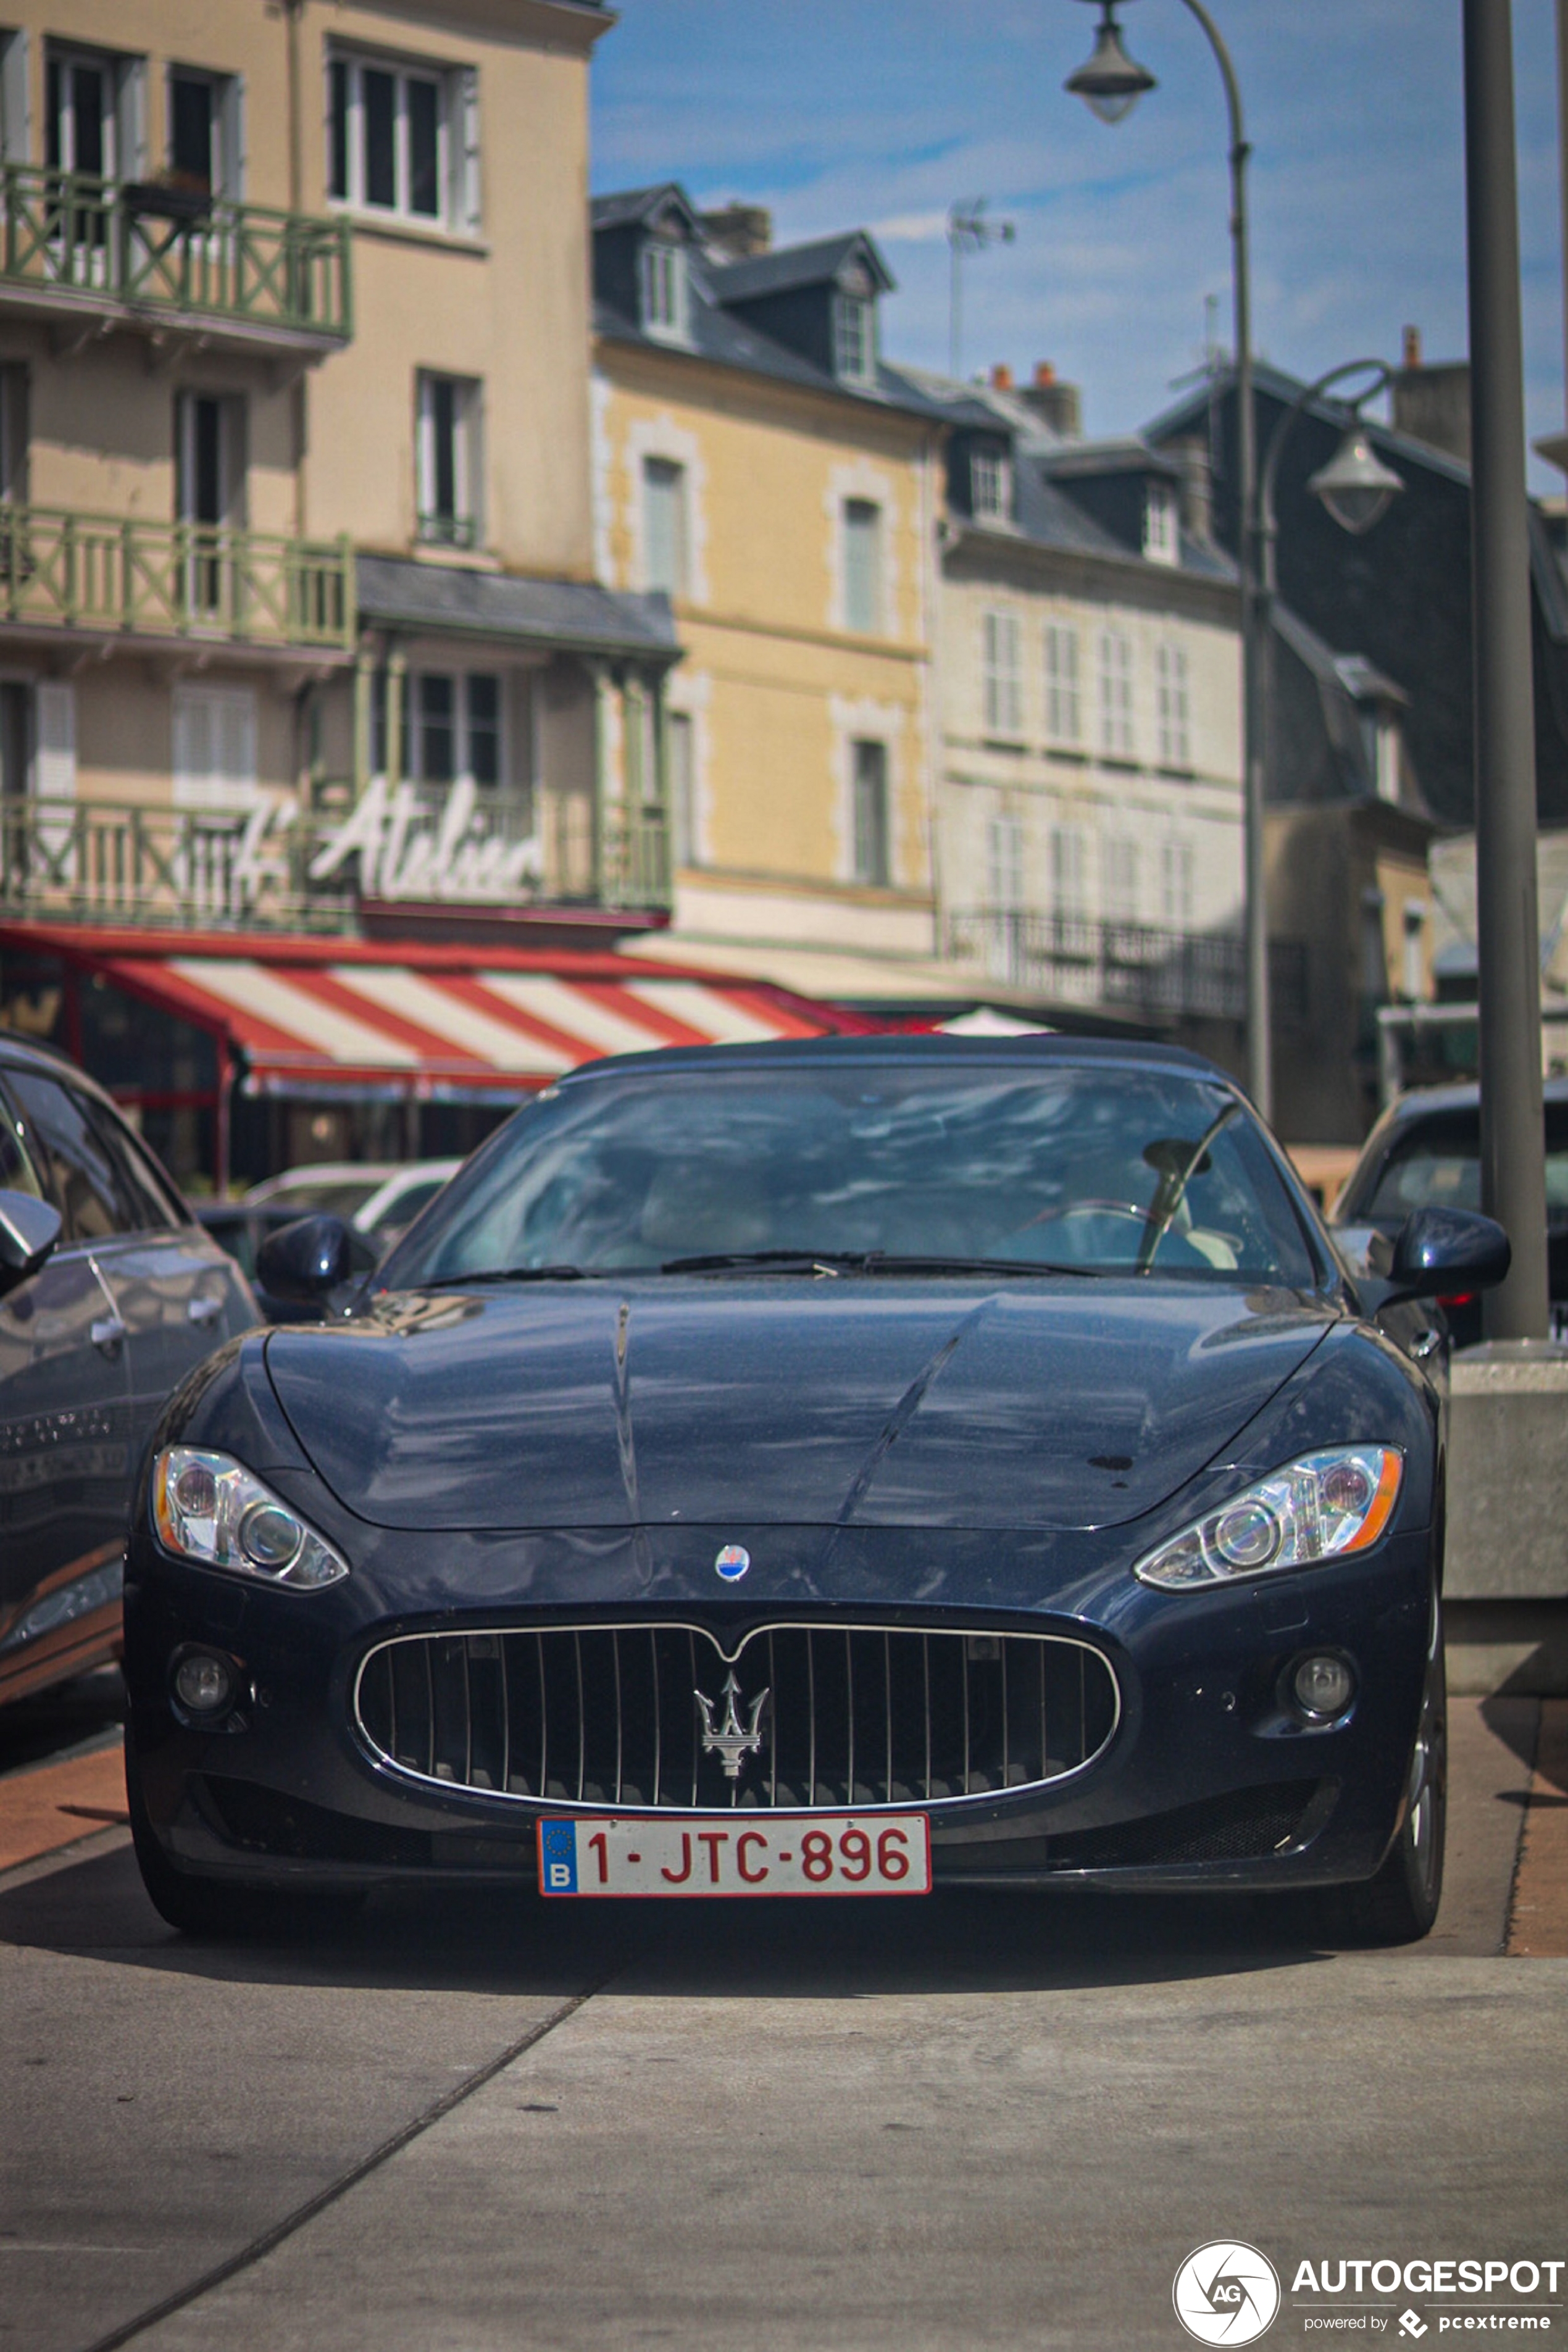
xmin=254 ymin=1213 xmax=354 ymax=1305
xmin=0 ymin=1190 xmax=62 ymax=1295
xmin=1384 ymin=1206 xmax=1512 ymax=1303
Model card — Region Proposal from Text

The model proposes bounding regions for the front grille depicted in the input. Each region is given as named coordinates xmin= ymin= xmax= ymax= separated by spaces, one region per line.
xmin=354 ymin=1622 xmax=1120 ymax=1812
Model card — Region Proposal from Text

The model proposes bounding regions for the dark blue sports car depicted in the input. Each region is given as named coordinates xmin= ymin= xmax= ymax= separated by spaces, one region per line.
xmin=122 ymin=1036 xmax=1509 ymax=1943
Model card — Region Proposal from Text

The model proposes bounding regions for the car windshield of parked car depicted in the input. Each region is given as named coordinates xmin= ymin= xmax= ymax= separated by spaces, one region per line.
xmin=1361 ymin=1105 xmax=1568 ymax=1227
xmin=383 ymin=1065 xmax=1321 ymax=1288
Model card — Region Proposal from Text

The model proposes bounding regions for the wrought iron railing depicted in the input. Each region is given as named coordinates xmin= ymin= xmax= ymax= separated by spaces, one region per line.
xmin=0 ymin=167 xmax=352 ymax=340
xmin=947 ymin=908 xmax=1308 ymax=1027
xmin=0 ymin=506 xmax=354 ymax=649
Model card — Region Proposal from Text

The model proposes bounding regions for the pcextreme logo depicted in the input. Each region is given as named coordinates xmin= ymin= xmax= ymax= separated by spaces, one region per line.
xmin=1174 ymin=2243 xmax=1283 ymax=2345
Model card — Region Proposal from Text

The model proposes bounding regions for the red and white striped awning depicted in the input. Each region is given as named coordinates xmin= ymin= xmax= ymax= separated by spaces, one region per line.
xmin=72 ymin=935 xmax=855 ymax=1097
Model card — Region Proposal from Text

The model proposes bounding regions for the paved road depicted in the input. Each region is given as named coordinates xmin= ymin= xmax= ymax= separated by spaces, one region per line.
xmin=1 ymin=1695 xmax=1564 ymax=2352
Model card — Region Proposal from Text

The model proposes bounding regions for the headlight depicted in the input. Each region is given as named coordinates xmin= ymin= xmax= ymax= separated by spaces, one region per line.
xmin=1133 ymin=1446 xmax=1403 ymax=1593
xmin=152 ymin=1448 xmax=349 ymax=1590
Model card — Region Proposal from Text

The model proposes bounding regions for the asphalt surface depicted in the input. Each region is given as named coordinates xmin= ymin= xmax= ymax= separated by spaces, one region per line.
xmin=0 ymin=1691 xmax=1563 ymax=2352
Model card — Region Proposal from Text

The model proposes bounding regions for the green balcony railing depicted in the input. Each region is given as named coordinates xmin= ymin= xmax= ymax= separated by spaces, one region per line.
xmin=0 ymin=506 xmax=354 ymax=650
xmin=0 ymin=166 xmax=352 ymax=341
xmin=599 ymin=801 xmax=672 ymax=911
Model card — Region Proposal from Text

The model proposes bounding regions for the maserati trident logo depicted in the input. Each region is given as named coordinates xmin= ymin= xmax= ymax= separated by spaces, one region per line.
xmin=714 ymin=1543 xmax=751 ymax=1582
xmin=694 ymin=1670 xmax=769 ymax=1780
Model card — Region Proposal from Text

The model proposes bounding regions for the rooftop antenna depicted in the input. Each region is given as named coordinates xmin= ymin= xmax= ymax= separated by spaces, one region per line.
xmin=948 ymin=199 xmax=1015 ymax=381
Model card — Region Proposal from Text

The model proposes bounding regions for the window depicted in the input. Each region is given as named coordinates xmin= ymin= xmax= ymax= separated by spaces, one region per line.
xmin=46 ymin=46 xmax=135 ymax=181
xmin=986 ymin=814 xmax=1024 ymax=911
xmin=0 ymin=364 xmax=27 ymax=504
xmin=4 ymin=1070 xmax=140 ymax=1242
xmin=1156 ymin=642 xmax=1191 ymax=768
xmin=851 ymin=739 xmax=890 ymax=886
xmin=1045 ymin=623 xmax=1080 ymax=743
xmin=167 ymin=67 xmax=240 ymax=198
xmin=833 ymin=294 xmax=875 ymax=385
xmin=668 ymin=709 xmax=696 ymax=865
xmin=842 ymin=499 xmax=881 ymax=634
xmin=1161 ymin=838 xmax=1194 ymax=928
xmin=970 ymin=449 xmax=1012 ymax=526
xmin=982 ymin=610 xmax=1022 ymax=736
xmin=1361 ymin=708 xmax=1401 ymax=803
xmin=173 ymin=684 xmax=257 ymax=811
xmin=1143 ymin=481 xmax=1178 ymax=564
xmin=1099 ymin=629 xmax=1135 ymax=757
xmin=176 ymin=391 xmax=244 ymax=618
xmin=372 ymin=669 xmax=506 ymax=792
xmin=416 ymin=372 xmax=482 ymax=546
xmin=640 ymin=240 xmax=688 ymax=341
xmin=642 ymin=457 xmax=687 ymax=596
xmin=1049 ymin=823 xmax=1088 ymax=919
xmin=328 ymin=51 xmax=476 ymax=228
xmin=1102 ymin=836 xmax=1139 ymax=922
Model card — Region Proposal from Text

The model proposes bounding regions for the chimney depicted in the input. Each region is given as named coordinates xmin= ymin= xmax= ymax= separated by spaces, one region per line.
xmin=1019 ymin=359 xmax=1082 ymax=439
xmin=1170 ymin=435 xmax=1213 ymax=544
xmin=1391 ymin=326 xmax=1470 ymax=462
xmin=990 ymin=362 xmax=1014 ymax=392
xmin=699 ymin=202 xmax=772 ymax=261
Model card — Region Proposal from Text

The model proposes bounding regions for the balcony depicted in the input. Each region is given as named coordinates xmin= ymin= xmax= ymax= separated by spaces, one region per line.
xmin=0 ymin=789 xmax=673 ymax=934
xmin=0 ymin=506 xmax=354 ymax=655
xmin=946 ymin=908 xmax=1307 ymax=1027
xmin=0 ymin=167 xmax=352 ymax=355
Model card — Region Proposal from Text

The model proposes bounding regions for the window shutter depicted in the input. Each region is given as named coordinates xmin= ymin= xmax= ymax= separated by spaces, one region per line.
xmin=35 ymin=682 xmax=75 ymax=802
xmin=1 ymin=33 xmax=28 ymax=166
xmin=459 ymin=66 xmax=480 ymax=234
xmin=227 ymin=75 xmax=247 ymax=201
xmin=120 ymin=57 xmax=148 ymax=178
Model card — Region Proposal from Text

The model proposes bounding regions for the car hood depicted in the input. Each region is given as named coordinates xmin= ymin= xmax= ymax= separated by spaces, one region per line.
xmin=264 ymin=1279 xmax=1336 ymax=1535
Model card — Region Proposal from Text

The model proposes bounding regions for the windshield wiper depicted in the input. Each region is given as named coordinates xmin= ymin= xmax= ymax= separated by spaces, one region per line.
xmin=412 ymin=1264 xmax=600 ymax=1288
xmin=659 ymin=1249 xmax=1104 ymax=1278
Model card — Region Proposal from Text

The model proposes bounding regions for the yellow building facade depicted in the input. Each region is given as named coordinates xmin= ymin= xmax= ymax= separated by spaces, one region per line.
xmin=0 ymin=0 xmax=676 ymax=938
xmin=591 ymin=191 xmax=943 ymax=967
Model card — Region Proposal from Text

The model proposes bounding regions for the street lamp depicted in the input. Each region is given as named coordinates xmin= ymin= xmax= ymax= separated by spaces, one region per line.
xmin=1064 ymin=0 xmax=1270 ymax=1122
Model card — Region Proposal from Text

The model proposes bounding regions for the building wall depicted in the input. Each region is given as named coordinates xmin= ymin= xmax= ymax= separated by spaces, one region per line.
xmin=0 ymin=0 xmax=603 ymax=821
xmin=934 ymin=554 xmax=1244 ymax=937
xmin=594 ymin=344 xmax=937 ymax=944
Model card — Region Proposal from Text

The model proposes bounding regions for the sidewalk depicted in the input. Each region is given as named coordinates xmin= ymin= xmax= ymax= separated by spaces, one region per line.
xmin=1507 ymin=1698 xmax=1568 ymax=1954
xmin=0 ymin=1740 xmax=127 ymax=1875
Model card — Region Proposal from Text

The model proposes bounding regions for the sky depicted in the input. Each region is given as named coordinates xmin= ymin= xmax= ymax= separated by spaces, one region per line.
xmin=589 ymin=0 xmax=1567 ymax=490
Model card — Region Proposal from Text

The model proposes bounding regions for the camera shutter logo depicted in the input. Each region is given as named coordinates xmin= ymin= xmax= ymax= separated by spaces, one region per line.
xmin=1172 ymin=2242 xmax=1281 ymax=2345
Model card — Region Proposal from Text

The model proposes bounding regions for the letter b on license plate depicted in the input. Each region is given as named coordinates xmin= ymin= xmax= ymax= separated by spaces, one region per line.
xmin=538 ymin=1813 xmax=932 ymax=1896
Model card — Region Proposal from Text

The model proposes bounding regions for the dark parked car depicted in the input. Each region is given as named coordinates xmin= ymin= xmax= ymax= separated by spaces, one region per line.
xmin=0 ymin=1032 xmax=255 ymax=1709
xmin=1331 ymin=1078 xmax=1568 ymax=1349
xmin=124 ymin=1036 xmax=1509 ymax=1945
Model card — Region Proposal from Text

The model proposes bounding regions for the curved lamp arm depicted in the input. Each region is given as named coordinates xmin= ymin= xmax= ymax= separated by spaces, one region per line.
xmin=1259 ymin=357 xmax=1396 ymax=594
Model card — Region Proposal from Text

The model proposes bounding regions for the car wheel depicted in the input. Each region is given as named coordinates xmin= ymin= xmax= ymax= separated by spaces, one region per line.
xmin=125 ymin=1741 xmax=361 ymax=1941
xmin=1337 ymin=1607 xmax=1447 ymax=1946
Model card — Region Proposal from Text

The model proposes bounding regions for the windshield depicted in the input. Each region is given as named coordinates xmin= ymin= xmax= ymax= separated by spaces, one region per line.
xmin=382 ymin=1064 xmax=1322 ymax=1290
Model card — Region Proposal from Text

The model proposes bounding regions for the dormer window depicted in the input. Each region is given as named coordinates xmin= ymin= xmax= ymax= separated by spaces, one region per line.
xmin=640 ymin=239 xmax=689 ymax=343
xmin=833 ymin=293 xmax=875 ymax=385
xmin=970 ymin=449 xmax=1012 ymax=526
xmin=1143 ymin=480 xmax=1178 ymax=564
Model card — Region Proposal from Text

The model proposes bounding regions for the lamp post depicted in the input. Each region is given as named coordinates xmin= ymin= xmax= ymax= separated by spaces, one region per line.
xmin=1065 ymin=0 xmax=1269 ymax=1118
xmin=1462 ymin=0 xmax=1549 ymax=1341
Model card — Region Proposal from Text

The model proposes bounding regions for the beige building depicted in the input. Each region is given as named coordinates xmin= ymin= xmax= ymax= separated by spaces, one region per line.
xmin=0 ymin=0 xmax=677 ymax=945
xmin=591 ymin=188 xmax=949 ymax=985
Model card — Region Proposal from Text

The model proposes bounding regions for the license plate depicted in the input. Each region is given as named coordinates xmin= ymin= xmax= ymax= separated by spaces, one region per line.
xmin=538 ymin=1812 xmax=932 ymax=1897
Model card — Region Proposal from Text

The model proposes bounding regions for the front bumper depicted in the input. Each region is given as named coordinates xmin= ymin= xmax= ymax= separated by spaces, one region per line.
xmin=123 ymin=1513 xmax=1437 ymax=1900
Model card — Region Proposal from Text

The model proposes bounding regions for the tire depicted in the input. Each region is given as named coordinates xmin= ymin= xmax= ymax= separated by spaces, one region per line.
xmin=125 ymin=1741 xmax=361 ymax=1941
xmin=1335 ymin=1607 xmax=1447 ymax=1946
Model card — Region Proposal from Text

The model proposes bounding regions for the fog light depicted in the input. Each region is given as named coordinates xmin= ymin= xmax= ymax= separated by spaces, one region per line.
xmin=173 ymin=1652 xmax=234 ymax=1716
xmin=1292 ymin=1653 xmax=1354 ymax=1721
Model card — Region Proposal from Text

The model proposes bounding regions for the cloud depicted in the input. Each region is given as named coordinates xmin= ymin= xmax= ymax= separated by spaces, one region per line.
xmin=868 ymin=212 xmax=951 ymax=244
